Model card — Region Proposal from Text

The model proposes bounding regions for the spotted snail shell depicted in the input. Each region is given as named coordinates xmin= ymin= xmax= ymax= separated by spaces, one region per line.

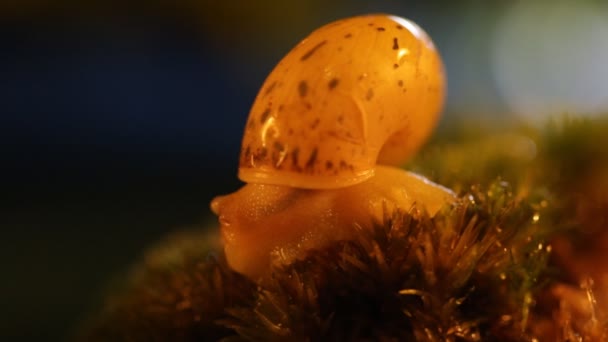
xmin=238 ymin=14 xmax=446 ymax=189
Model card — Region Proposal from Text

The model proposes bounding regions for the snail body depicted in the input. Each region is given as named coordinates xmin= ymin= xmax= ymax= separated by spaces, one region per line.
xmin=212 ymin=14 xmax=455 ymax=280
xmin=212 ymin=166 xmax=454 ymax=278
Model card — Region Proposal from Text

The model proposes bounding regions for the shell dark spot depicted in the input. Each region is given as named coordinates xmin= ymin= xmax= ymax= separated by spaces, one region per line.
xmin=393 ymin=63 xmax=399 ymax=69
xmin=392 ymin=37 xmax=399 ymax=50
xmin=398 ymin=80 xmax=404 ymax=87
xmin=264 ymin=81 xmax=277 ymax=96
xmin=278 ymin=104 xmax=285 ymax=112
xmin=253 ymin=147 xmax=268 ymax=163
xmin=396 ymin=24 xmax=403 ymax=30
xmin=368 ymin=22 xmax=374 ymax=26
xmin=328 ymin=78 xmax=340 ymax=90
xmin=298 ymin=81 xmax=308 ymax=97
xmin=244 ymin=145 xmax=251 ymax=159
xmin=291 ymin=148 xmax=302 ymax=171
xmin=305 ymin=102 xmax=312 ymax=110
xmin=300 ymin=40 xmax=328 ymax=61
xmin=273 ymin=141 xmax=284 ymax=151
xmin=259 ymin=147 xmax=268 ymax=158
xmin=325 ymin=161 xmax=334 ymax=170
xmin=344 ymin=33 xmax=352 ymax=39
xmin=288 ymin=128 xmax=294 ymax=136
xmin=260 ymin=108 xmax=271 ymax=123
xmin=339 ymin=160 xmax=348 ymax=169
xmin=366 ymin=88 xmax=374 ymax=101
xmin=377 ymin=27 xmax=386 ymax=32
xmin=337 ymin=115 xmax=344 ymax=124
xmin=310 ymin=118 xmax=320 ymax=130
xmin=305 ymin=147 xmax=318 ymax=169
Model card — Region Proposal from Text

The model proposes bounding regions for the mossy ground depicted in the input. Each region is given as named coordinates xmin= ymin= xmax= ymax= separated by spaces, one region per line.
xmin=79 ymin=117 xmax=608 ymax=341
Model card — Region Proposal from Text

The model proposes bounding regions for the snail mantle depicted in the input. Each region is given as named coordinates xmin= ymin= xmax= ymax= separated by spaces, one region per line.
xmin=211 ymin=14 xmax=455 ymax=280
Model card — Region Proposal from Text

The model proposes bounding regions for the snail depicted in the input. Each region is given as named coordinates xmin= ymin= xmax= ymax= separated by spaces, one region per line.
xmin=211 ymin=14 xmax=455 ymax=280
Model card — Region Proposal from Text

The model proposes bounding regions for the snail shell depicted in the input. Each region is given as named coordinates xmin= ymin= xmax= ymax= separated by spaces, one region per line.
xmin=239 ymin=14 xmax=445 ymax=189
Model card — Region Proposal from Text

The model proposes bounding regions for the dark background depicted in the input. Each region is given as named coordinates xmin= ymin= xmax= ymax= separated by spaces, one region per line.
xmin=2 ymin=1 xmax=607 ymax=340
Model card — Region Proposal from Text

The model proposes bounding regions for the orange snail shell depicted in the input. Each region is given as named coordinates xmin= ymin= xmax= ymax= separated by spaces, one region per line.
xmin=239 ymin=14 xmax=445 ymax=189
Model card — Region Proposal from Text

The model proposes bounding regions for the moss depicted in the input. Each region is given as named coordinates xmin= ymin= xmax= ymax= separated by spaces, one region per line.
xmin=77 ymin=230 xmax=256 ymax=341
xmin=223 ymin=181 xmax=551 ymax=341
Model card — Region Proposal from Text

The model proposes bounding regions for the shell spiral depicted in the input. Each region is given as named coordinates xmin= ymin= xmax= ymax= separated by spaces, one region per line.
xmin=239 ymin=14 xmax=446 ymax=189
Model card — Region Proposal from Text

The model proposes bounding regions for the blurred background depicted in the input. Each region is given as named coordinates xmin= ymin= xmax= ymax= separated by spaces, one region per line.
xmin=2 ymin=0 xmax=607 ymax=339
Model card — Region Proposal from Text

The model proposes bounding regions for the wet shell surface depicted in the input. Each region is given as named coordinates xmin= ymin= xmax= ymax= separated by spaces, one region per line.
xmin=239 ymin=14 xmax=445 ymax=189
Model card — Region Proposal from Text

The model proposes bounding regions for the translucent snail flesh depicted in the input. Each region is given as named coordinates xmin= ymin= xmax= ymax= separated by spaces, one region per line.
xmin=212 ymin=14 xmax=455 ymax=280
